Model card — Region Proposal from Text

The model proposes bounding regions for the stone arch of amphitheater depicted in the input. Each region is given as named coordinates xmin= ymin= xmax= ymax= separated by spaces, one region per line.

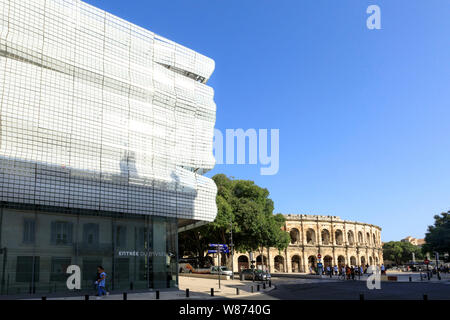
xmin=232 ymin=214 xmax=383 ymax=273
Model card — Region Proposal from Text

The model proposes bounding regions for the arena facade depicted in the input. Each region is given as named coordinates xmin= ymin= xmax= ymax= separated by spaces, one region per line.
xmin=233 ymin=214 xmax=383 ymax=273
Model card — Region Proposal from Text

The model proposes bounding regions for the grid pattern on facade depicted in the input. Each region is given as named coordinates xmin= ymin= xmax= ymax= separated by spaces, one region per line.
xmin=0 ymin=0 xmax=217 ymax=221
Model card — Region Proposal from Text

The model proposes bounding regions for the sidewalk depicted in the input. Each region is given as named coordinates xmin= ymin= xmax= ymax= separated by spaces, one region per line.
xmin=32 ymin=277 xmax=275 ymax=300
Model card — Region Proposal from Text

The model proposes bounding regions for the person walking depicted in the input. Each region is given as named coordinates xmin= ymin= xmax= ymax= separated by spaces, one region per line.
xmin=333 ymin=265 xmax=338 ymax=276
xmin=351 ymin=266 xmax=355 ymax=280
xmin=346 ymin=265 xmax=351 ymax=280
xmin=381 ymin=264 xmax=386 ymax=275
xmin=95 ymin=266 xmax=107 ymax=299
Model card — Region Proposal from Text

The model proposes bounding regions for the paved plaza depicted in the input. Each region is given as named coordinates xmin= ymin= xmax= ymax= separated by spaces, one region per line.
xmin=29 ymin=276 xmax=274 ymax=300
xmin=244 ymin=275 xmax=450 ymax=300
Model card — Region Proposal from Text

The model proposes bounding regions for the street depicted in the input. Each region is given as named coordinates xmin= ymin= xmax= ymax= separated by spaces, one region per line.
xmin=237 ymin=277 xmax=450 ymax=300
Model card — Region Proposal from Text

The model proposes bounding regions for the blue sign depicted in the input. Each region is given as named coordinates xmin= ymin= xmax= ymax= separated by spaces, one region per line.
xmin=209 ymin=244 xmax=228 ymax=248
xmin=317 ymin=263 xmax=323 ymax=268
xmin=208 ymin=249 xmax=229 ymax=254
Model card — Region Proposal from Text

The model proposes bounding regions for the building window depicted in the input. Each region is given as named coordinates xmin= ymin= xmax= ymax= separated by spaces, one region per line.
xmin=51 ymin=221 xmax=73 ymax=245
xmin=50 ymin=257 xmax=72 ymax=281
xmin=16 ymin=256 xmax=40 ymax=283
xmin=83 ymin=223 xmax=99 ymax=246
xmin=116 ymin=226 xmax=127 ymax=248
xmin=23 ymin=219 xmax=36 ymax=244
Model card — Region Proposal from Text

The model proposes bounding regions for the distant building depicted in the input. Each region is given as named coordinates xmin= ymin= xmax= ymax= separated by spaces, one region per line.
xmin=232 ymin=214 xmax=383 ymax=273
xmin=401 ymin=236 xmax=426 ymax=247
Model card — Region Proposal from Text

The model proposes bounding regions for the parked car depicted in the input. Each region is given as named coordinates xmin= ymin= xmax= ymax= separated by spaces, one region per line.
xmin=240 ymin=269 xmax=268 ymax=281
xmin=255 ymin=269 xmax=271 ymax=280
xmin=210 ymin=266 xmax=233 ymax=276
xmin=240 ymin=269 xmax=256 ymax=280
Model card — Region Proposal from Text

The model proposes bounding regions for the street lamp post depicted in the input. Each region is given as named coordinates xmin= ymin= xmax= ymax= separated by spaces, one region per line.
xmin=230 ymin=217 xmax=234 ymax=280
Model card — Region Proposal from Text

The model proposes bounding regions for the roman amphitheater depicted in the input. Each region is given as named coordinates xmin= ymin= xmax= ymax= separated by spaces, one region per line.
xmin=232 ymin=214 xmax=383 ymax=273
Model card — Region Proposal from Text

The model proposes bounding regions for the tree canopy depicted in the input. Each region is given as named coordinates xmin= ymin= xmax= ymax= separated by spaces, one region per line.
xmin=382 ymin=241 xmax=424 ymax=265
xmin=179 ymin=174 xmax=290 ymax=261
xmin=422 ymin=211 xmax=450 ymax=257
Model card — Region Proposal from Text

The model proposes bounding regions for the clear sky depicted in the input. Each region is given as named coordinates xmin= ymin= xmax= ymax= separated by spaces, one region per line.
xmin=84 ymin=0 xmax=450 ymax=242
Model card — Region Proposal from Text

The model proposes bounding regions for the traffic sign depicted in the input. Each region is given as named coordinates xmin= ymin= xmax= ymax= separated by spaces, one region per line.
xmin=208 ymin=249 xmax=229 ymax=254
xmin=209 ymin=244 xmax=228 ymax=248
xmin=317 ymin=254 xmax=322 ymax=259
xmin=424 ymin=259 xmax=430 ymax=265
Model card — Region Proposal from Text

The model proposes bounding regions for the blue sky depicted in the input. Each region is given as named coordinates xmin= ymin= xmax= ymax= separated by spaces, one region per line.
xmin=84 ymin=0 xmax=450 ymax=241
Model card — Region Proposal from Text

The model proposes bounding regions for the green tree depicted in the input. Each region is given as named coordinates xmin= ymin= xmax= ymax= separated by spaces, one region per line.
xmin=179 ymin=174 xmax=290 ymax=265
xmin=382 ymin=241 xmax=423 ymax=265
xmin=422 ymin=211 xmax=450 ymax=258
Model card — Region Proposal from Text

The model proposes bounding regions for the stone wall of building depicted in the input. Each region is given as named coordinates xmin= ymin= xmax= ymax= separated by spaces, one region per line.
xmin=232 ymin=214 xmax=383 ymax=273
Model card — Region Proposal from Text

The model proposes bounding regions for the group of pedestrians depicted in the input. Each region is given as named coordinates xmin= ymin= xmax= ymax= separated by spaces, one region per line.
xmin=322 ymin=264 xmax=385 ymax=280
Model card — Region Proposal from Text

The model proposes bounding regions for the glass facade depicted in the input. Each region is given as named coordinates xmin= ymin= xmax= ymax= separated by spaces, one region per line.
xmin=0 ymin=0 xmax=218 ymax=296
xmin=0 ymin=0 xmax=217 ymax=222
xmin=0 ymin=207 xmax=178 ymax=295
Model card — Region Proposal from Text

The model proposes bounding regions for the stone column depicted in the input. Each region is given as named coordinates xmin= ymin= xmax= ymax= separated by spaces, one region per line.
xmin=285 ymin=249 xmax=290 ymax=273
xmin=302 ymin=247 xmax=307 ymax=273
xmin=268 ymin=248 xmax=275 ymax=272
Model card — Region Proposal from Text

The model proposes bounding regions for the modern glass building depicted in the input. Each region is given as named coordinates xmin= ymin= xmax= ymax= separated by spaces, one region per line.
xmin=0 ymin=0 xmax=217 ymax=296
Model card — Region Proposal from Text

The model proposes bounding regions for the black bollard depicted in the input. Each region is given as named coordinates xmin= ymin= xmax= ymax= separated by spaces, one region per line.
xmin=236 ymin=288 xmax=239 ymax=295
xmin=123 ymin=292 xmax=127 ymax=300
xmin=186 ymin=289 xmax=189 ymax=298
xmin=85 ymin=294 xmax=89 ymax=301
xmin=41 ymin=296 xmax=47 ymax=301
xmin=210 ymin=288 xmax=214 ymax=297
xmin=269 ymin=280 xmax=272 ymax=287
xmin=257 ymin=284 xmax=260 ymax=291
xmin=156 ymin=290 xmax=160 ymax=300
xmin=251 ymin=286 xmax=254 ymax=293
xmin=263 ymin=283 xmax=266 ymax=289
xmin=423 ymin=294 xmax=428 ymax=301
xmin=359 ymin=293 xmax=364 ymax=301
xmin=409 ymin=276 xmax=412 ymax=282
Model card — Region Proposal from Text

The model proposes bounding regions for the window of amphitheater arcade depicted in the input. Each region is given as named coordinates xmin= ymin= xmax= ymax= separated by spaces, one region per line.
xmin=291 ymin=255 xmax=302 ymax=272
xmin=289 ymin=228 xmax=300 ymax=244
xmin=369 ymin=256 xmax=373 ymax=265
xmin=338 ymin=255 xmax=346 ymax=268
xmin=372 ymin=233 xmax=376 ymax=246
xmin=358 ymin=231 xmax=363 ymax=244
xmin=308 ymin=256 xmax=317 ymax=269
xmin=274 ymin=255 xmax=285 ymax=273
xmin=306 ymin=228 xmax=316 ymax=245
xmin=347 ymin=230 xmax=355 ymax=245
xmin=256 ymin=255 xmax=268 ymax=269
xmin=366 ymin=232 xmax=371 ymax=245
xmin=350 ymin=256 xmax=357 ymax=266
xmin=321 ymin=229 xmax=331 ymax=245
xmin=324 ymin=255 xmax=333 ymax=268
xmin=335 ymin=229 xmax=344 ymax=245
xmin=238 ymin=255 xmax=249 ymax=271
xmin=361 ymin=256 xmax=366 ymax=266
